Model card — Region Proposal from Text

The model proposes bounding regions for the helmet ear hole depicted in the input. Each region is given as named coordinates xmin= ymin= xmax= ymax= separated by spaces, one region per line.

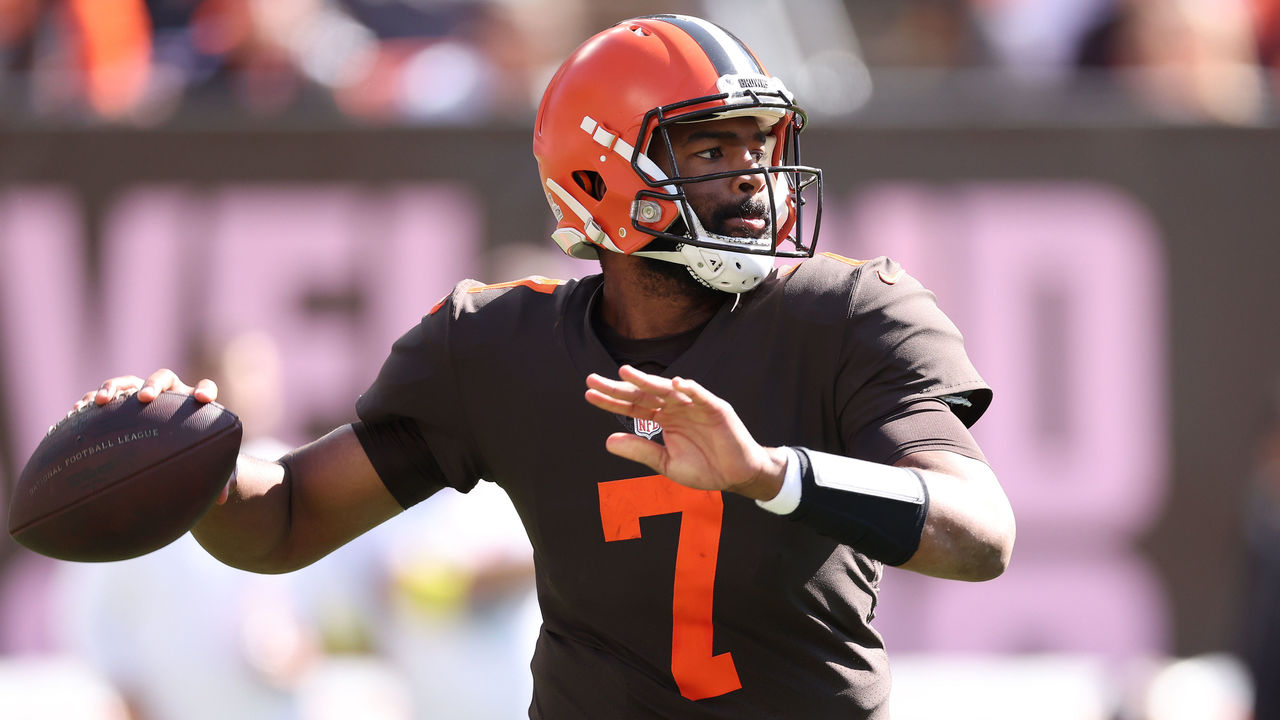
xmin=572 ymin=170 xmax=607 ymax=201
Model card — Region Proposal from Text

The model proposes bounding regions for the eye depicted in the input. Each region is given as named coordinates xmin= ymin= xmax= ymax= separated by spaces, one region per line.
xmin=694 ymin=147 xmax=723 ymax=160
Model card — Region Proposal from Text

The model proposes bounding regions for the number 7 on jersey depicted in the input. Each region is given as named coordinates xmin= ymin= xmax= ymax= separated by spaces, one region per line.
xmin=598 ymin=474 xmax=742 ymax=700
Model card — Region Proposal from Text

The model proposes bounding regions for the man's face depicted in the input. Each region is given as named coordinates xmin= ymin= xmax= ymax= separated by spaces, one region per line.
xmin=653 ymin=116 xmax=776 ymax=239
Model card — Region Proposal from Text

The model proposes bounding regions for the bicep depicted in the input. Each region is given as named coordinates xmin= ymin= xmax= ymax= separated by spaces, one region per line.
xmin=276 ymin=424 xmax=404 ymax=569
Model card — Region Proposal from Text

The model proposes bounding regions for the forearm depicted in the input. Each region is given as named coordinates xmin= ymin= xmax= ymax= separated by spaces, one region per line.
xmin=749 ymin=448 xmax=1014 ymax=581
xmin=191 ymin=454 xmax=295 ymax=573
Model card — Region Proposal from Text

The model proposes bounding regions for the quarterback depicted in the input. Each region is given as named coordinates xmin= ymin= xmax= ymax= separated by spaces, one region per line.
xmin=90 ymin=14 xmax=1015 ymax=719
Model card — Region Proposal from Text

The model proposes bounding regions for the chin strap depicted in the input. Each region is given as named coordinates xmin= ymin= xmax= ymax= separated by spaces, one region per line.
xmin=634 ymin=244 xmax=773 ymax=293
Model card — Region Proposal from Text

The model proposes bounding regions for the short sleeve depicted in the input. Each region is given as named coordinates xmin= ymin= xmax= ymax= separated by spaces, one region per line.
xmin=836 ymin=257 xmax=992 ymax=446
xmin=850 ymin=399 xmax=988 ymax=466
xmin=355 ymin=284 xmax=483 ymax=497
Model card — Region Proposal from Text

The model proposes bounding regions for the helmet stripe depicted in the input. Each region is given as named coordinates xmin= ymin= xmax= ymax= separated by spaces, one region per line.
xmin=642 ymin=14 xmax=764 ymax=77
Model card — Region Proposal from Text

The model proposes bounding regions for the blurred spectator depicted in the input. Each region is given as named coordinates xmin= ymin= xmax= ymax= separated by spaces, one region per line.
xmin=705 ymin=0 xmax=872 ymax=117
xmin=379 ymin=482 xmax=539 ymax=719
xmin=848 ymin=0 xmax=992 ymax=69
xmin=0 ymin=0 xmax=40 ymax=65
xmin=4 ymin=0 xmax=1280 ymax=124
xmin=1252 ymin=0 xmax=1280 ymax=93
xmin=0 ymin=0 xmax=565 ymax=123
xmin=1240 ymin=382 xmax=1280 ymax=720
xmin=67 ymin=0 xmax=153 ymax=118
xmin=331 ymin=0 xmax=596 ymax=123
xmin=198 ymin=330 xmax=290 ymax=458
xmin=330 ymin=0 xmax=506 ymax=122
xmin=967 ymin=0 xmax=1116 ymax=79
xmin=1140 ymin=654 xmax=1254 ymax=720
xmin=0 ymin=656 xmax=131 ymax=720
xmin=1076 ymin=0 xmax=1270 ymax=124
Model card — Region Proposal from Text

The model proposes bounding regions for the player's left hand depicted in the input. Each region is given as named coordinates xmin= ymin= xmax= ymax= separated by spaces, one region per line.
xmin=585 ymin=365 xmax=787 ymax=500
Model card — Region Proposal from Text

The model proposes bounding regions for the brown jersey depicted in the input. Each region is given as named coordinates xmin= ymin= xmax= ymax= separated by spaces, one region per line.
xmin=355 ymin=253 xmax=991 ymax=719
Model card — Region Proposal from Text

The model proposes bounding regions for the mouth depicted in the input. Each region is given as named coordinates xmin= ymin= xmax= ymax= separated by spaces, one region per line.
xmin=722 ymin=216 xmax=768 ymax=236
xmin=705 ymin=197 xmax=772 ymax=239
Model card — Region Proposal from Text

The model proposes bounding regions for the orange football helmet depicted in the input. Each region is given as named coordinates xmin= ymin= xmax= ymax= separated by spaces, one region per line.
xmin=533 ymin=14 xmax=822 ymax=292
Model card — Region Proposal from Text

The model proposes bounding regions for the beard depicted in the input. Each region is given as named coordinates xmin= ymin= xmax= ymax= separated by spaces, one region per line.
xmin=630 ymin=195 xmax=775 ymax=299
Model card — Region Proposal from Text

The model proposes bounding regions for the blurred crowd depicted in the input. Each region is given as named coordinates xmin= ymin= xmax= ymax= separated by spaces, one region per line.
xmin=1 ymin=0 xmax=1278 ymax=126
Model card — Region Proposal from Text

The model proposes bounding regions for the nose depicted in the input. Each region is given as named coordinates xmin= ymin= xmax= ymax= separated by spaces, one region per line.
xmin=732 ymin=152 xmax=766 ymax=195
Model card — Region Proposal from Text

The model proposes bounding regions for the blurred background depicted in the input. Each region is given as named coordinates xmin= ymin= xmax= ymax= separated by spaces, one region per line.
xmin=2 ymin=0 xmax=1280 ymax=718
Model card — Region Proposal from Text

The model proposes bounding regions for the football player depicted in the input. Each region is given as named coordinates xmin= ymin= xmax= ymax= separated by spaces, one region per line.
xmin=90 ymin=14 xmax=1015 ymax=718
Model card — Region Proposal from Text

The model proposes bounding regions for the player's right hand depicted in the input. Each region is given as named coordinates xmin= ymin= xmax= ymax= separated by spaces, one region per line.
xmin=80 ymin=370 xmax=229 ymax=503
xmin=80 ymin=369 xmax=219 ymax=409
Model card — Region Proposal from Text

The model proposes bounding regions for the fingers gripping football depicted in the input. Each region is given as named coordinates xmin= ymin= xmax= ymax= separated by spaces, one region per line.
xmin=86 ymin=369 xmax=218 ymax=408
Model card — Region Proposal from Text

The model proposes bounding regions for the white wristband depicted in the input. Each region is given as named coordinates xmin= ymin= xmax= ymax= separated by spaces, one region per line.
xmin=755 ymin=447 xmax=803 ymax=515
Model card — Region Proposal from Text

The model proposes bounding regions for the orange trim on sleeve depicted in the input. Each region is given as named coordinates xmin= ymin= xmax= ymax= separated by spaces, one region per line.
xmin=819 ymin=252 xmax=868 ymax=267
xmin=466 ymin=276 xmax=567 ymax=295
xmin=430 ymin=276 xmax=567 ymax=315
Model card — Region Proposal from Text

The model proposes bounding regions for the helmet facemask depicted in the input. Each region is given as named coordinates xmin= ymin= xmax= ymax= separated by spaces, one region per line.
xmin=625 ymin=77 xmax=823 ymax=292
xmin=532 ymin=15 xmax=825 ymax=293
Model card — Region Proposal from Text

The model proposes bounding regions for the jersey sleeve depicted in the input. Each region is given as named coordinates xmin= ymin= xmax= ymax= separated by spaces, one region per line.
xmin=850 ymin=398 xmax=987 ymax=466
xmin=355 ymin=282 xmax=484 ymax=503
xmin=833 ymin=256 xmax=992 ymax=459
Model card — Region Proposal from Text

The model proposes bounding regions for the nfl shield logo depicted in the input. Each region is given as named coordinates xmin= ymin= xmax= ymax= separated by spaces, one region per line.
xmin=633 ymin=418 xmax=662 ymax=439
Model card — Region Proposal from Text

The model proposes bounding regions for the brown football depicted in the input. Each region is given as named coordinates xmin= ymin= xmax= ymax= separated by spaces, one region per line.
xmin=8 ymin=391 xmax=242 ymax=562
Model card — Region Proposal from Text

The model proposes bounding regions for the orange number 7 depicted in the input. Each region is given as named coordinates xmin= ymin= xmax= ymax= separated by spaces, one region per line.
xmin=598 ymin=474 xmax=742 ymax=701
